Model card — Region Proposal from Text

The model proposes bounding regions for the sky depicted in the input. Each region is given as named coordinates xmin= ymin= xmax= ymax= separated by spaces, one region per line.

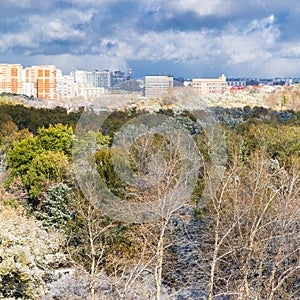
xmin=1 ymin=0 xmax=300 ymax=78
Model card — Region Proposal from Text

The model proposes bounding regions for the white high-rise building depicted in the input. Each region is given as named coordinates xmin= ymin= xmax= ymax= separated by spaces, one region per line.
xmin=22 ymin=82 xmax=35 ymax=98
xmin=71 ymin=70 xmax=95 ymax=97
xmin=56 ymin=69 xmax=75 ymax=99
xmin=94 ymin=70 xmax=112 ymax=88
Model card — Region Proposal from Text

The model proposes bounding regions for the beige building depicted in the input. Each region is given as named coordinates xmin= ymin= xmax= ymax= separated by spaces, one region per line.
xmin=25 ymin=65 xmax=57 ymax=99
xmin=192 ymin=74 xmax=226 ymax=95
xmin=145 ymin=75 xmax=173 ymax=98
xmin=0 ymin=64 xmax=23 ymax=94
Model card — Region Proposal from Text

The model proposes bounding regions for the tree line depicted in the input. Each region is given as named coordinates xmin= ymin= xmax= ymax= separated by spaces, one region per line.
xmin=0 ymin=102 xmax=299 ymax=299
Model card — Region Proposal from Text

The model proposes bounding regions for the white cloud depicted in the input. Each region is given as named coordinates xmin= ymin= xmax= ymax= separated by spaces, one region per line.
xmin=0 ymin=32 xmax=35 ymax=52
xmin=87 ymin=14 xmax=280 ymax=67
xmin=33 ymin=53 xmax=127 ymax=74
xmin=65 ymin=0 xmax=121 ymax=7
xmin=27 ymin=9 xmax=94 ymax=42
xmin=169 ymin=0 xmax=227 ymax=17
xmin=143 ymin=0 xmax=226 ymax=17
xmin=1 ymin=1 xmax=300 ymax=77
xmin=8 ymin=0 xmax=33 ymax=8
xmin=144 ymin=0 xmax=273 ymax=18
xmin=218 ymin=15 xmax=280 ymax=65
xmin=90 ymin=29 xmax=212 ymax=62
xmin=258 ymin=57 xmax=300 ymax=77
xmin=280 ymin=43 xmax=300 ymax=58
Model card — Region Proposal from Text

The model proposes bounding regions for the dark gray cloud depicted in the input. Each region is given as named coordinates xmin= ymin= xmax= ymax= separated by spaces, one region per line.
xmin=0 ymin=0 xmax=300 ymax=77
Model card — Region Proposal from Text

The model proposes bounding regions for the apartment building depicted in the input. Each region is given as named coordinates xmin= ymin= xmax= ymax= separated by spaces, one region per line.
xmin=56 ymin=69 xmax=75 ymax=99
xmin=192 ymin=74 xmax=226 ymax=95
xmin=0 ymin=64 xmax=23 ymax=94
xmin=227 ymin=79 xmax=246 ymax=87
xmin=94 ymin=70 xmax=112 ymax=88
xmin=145 ymin=75 xmax=174 ymax=98
xmin=112 ymin=70 xmax=126 ymax=87
xmin=70 ymin=70 xmax=95 ymax=97
xmin=22 ymin=80 xmax=35 ymax=98
xmin=25 ymin=65 xmax=57 ymax=99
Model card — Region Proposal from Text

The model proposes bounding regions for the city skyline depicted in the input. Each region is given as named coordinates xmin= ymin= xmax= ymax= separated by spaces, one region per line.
xmin=1 ymin=62 xmax=297 ymax=102
xmin=1 ymin=1 xmax=300 ymax=78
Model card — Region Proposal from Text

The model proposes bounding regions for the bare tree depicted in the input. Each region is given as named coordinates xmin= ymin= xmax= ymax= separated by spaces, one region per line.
xmin=200 ymin=152 xmax=300 ymax=300
xmin=121 ymin=119 xmax=201 ymax=299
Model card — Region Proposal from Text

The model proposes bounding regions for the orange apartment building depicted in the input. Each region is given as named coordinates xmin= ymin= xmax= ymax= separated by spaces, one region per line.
xmin=25 ymin=65 xmax=57 ymax=99
xmin=0 ymin=64 xmax=23 ymax=94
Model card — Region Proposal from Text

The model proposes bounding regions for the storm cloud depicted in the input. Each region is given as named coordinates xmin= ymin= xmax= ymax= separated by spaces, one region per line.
xmin=1 ymin=0 xmax=300 ymax=77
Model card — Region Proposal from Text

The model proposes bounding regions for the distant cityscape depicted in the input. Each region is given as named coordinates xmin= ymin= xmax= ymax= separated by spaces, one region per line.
xmin=1 ymin=63 xmax=300 ymax=101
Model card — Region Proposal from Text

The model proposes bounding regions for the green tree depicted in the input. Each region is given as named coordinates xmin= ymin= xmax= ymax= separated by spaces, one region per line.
xmin=94 ymin=147 xmax=129 ymax=198
xmin=24 ymin=151 xmax=69 ymax=200
xmin=6 ymin=124 xmax=74 ymax=201
xmin=6 ymin=136 xmax=41 ymax=181
xmin=35 ymin=183 xmax=73 ymax=230
xmin=36 ymin=124 xmax=74 ymax=156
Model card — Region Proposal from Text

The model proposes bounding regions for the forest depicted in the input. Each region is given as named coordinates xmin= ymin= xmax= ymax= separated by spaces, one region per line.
xmin=0 ymin=96 xmax=299 ymax=300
